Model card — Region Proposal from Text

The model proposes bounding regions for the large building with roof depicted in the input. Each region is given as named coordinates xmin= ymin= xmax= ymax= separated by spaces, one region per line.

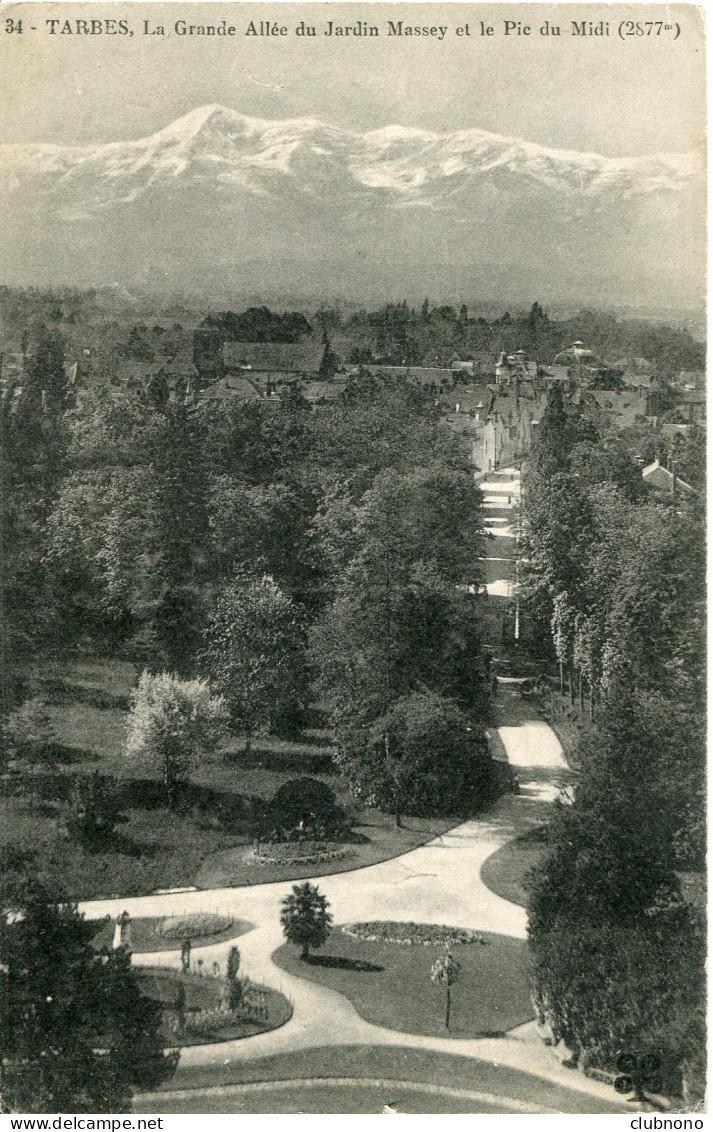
xmin=550 ymin=341 xmax=621 ymax=387
xmin=222 ymin=340 xmax=324 ymax=375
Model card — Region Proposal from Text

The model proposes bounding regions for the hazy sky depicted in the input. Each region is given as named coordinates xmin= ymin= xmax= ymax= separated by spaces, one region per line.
xmin=0 ymin=3 xmax=705 ymax=156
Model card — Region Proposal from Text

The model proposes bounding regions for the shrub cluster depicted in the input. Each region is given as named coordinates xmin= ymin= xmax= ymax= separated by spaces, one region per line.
xmin=64 ymin=772 xmax=128 ymax=849
xmin=266 ymin=778 xmax=349 ymax=843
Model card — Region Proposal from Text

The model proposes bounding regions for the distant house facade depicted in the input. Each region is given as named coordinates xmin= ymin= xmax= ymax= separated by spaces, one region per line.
xmin=444 ymin=377 xmax=544 ymax=476
xmin=373 ymin=365 xmax=455 ymax=390
xmin=675 ymin=370 xmax=705 ymax=391
xmin=201 ymin=375 xmax=264 ymax=403
xmin=449 ymin=354 xmax=476 ymax=378
xmin=494 ymin=349 xmax=537 ymax=391
xmin=301 ymin=379 xmax=347 ymax=404
xmin=676 ymin=389 xmax=706 ymax=424
xmin=578 ymin=389 xmax=651 ymax=431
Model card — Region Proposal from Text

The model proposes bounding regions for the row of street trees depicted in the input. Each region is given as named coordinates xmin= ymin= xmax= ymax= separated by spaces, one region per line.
xmin=522 ymin=389 xmax=705 ymax=1099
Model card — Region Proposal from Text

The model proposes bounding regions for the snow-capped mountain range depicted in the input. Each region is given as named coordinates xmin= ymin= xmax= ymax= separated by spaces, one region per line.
xmin=0 ymin=105 xmax=703 ymax=305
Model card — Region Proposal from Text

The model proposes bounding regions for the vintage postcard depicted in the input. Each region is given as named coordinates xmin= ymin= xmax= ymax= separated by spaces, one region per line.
xmin=0 ymin=1 xmax=706 ymax=1119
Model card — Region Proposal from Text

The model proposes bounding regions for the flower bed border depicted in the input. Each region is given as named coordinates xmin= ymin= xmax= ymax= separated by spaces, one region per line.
xmin=137 ymin=967 xmax=293 ymax=1047
xmin=340 ymin=921 xmax=487 ymax=947
xmin=248 ymin=845 xmax=356 ymax=867
xmin=89 ymin=916 xmax=253 ymax=954
xmin=155 ymin=913 xmax=236 ymax=942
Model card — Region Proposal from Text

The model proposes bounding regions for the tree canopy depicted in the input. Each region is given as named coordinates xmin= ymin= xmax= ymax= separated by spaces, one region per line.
xmin=201 ymin=574 xmax=307 ymax=744
xmin=523 ymin=385 xmax=706 ymax=1092
xmin=339 ymin=691 xmax=496 ymax=822
xmin=280 ymin=882 xmax=332 ymax=960
xmin=0 ymin=881 xmax=176 ymax=1112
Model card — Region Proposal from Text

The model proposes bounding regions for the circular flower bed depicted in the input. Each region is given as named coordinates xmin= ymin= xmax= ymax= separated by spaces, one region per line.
xmin=249 ymin=841 xmax=356 ymax=867
xmin=341 ymin=921 xmax=488 ymax=947
xmin=154 ymin=913 xmax=236 ymax=941
xmin=138 ymin=967 xmax=292 ymax=1047
xmin=89 ymin=915 xmax=253 ymax=954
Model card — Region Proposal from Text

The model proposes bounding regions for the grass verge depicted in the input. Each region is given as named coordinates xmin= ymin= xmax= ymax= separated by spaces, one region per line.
xmin=1 ymin=657 xmax=453 ymax=900
xmin=141 ymin=1045 xmax=628 ymax=1115
xmin=272 ymin=926 xmax=534 ymax=1038
xmin=195 ymin=813 xmax=452 ymax=888
xmin=479 ymin=830 xmax=550 ymax=908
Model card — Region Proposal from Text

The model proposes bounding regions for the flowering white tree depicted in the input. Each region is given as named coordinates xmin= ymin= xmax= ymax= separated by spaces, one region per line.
xmin=125 ymin=671 xmax=228 ymax=805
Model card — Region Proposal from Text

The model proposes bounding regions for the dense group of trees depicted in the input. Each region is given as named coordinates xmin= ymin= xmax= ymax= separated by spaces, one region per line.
xmin=3 ymin=296 xmax=704 ymax=1106
xmin=337 ymin=300 xmax=704 ymax=379
xmin=201 ymin=575 xmax=308 ymax=747
xmin=0 ymin=330 xmax=503 ymax=1110
xmin=123 ymin=323 xmax=186 ymax=363
xmin=522 ymin=388 xmax=704 ymax=726
xmin=522 ymin=388 xmax=705 ymax=1099
xmin=1 ymin=326 xmax=71 ymax=711
xmin=3 ymin=336 xmax=495 ymax=817
xmin=308 ymin=462 xmax=495 ymax=818
xmin=0 ymin=880 xmax=176 ymax=1112
xmin=201 ymin=306 xmax=312 ymax=343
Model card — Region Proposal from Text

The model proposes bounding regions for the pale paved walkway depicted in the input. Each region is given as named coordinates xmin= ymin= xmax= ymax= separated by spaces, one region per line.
xmin=80 ymin=703 xmax=612 ymax=1110
xmin=485 ymin=579 xmax=514 ymax=598
xmin=482 ymin=474 xmax=517 ymax=596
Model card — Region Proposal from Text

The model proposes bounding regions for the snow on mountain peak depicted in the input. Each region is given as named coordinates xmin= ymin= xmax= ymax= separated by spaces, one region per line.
xmin=152 ymin=103 xmax=274 ymax=143
xmin=0 ymin=105 xmax=701 ymax=309
xmin=0 ymin=105 xmax=697 ymax=206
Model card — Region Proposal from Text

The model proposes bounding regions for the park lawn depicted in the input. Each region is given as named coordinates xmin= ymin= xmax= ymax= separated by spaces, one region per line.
xmin=0 ymin=786 xmax=453 ymax=902
xmin=0 ymin=656 xmax=454 ymax=900
xmin=142 ymin=1044 xmax=628 ymax=1115
xmin=195 ymin=811 xmax=453 ymax=888
xmin=138 ymin=1080 xmax=512 ymax=1114
xmin=0 ymin=793 xmax=245 ymax=900
xmin=36 ymin=656 xmax=138 ymax=703
xmin=272 ymin=927 xmax=534 ymax=1038
xmin=479 ymin=830 xmax=550 ymax=908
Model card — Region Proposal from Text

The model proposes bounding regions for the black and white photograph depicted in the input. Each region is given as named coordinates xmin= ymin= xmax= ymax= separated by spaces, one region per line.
xmin=0 ymin=2 xmax=706 ymax=1117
